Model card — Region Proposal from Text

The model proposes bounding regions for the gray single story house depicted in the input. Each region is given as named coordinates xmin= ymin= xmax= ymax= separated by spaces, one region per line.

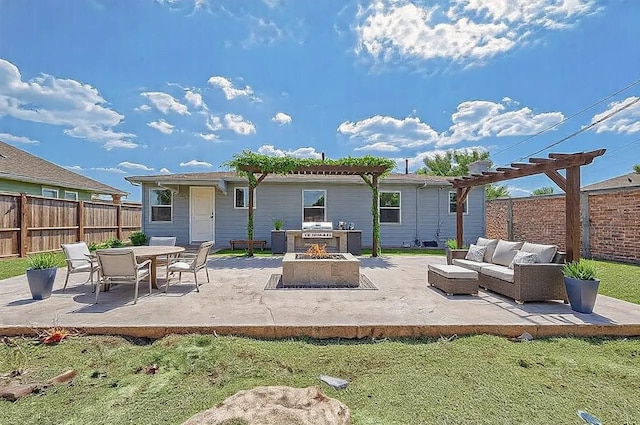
xmin=125 ymin=171 xmax=485 ymax=249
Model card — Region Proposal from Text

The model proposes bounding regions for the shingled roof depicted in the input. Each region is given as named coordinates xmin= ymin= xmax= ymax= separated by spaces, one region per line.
xmin=126 ymin=171 xmax=452 ymax=186
xmin=582 ymin=172 xmax=640 ymax=191
xmin=0 ymin=141 xmax=126 ymax=196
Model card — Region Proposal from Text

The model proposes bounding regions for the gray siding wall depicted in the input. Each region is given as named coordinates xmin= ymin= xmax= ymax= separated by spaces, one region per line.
xmin=140 ymin=181 xmax=485 ymax=248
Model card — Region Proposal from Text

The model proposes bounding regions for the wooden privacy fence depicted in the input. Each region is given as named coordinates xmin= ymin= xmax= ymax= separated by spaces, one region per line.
xmin=0 ymin=192 xmax=142 ymax=258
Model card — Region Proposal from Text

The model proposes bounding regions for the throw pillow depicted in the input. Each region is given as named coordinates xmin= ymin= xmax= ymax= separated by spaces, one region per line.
xmin=521 ymin=242 xmax=558 ymax=263
xmin=491 ymin=240 xmax=525 ymax=266
xmin=476 ymin=237 xmax=499 ymax=263
xmin=465 ymin=244 xmax=487 ymax=263
xmin=509 ymin=250 xmax=538 ymax=269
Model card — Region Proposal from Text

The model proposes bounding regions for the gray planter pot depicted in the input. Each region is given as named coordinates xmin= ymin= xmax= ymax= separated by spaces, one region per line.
xmin=271 ymin=230 xmax=286 ymax=254
xmin=26 ymin=267 xmax=57 ymax=300
xmin=564 ymin=276 xmax=600 ymax=314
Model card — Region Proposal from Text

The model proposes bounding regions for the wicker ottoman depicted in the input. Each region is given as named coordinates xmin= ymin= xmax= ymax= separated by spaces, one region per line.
xmin=428 ymin=264 xmax=479 ymax=295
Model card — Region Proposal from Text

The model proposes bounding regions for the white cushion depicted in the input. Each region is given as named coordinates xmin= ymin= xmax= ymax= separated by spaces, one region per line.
xmin=452 ymin=259 xmax=494 ymax=272
xmin=521 ymin=242 xmax=557 ymax=263
xmin=476 ymin=237 xmax=499 ymax=263
xmin=491 ymin=240 xmax=524 ymax=266
xmin=71 ymin=263 xmax=92 ymax=272
xmin=465 ymin=244 xmax=487 ymax=262
xmin=137 ymin=269 xmax=150 ymax=280
xmin=509 ymin=250 xmax=537 ymax=269
xmin=429 ymin=264 xmax=478 ymax=280
xmin=480 ymin=265 xmax=514 ymax=283
xmin=168 ymin=261 xmax=193 ymax=272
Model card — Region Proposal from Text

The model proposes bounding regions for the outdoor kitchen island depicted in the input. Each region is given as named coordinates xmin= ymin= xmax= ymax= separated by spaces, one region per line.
xmin=285 ymin=222 xmax=361 ymax=254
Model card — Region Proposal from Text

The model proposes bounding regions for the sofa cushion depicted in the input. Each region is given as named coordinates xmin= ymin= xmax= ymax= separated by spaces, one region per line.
xmin=481 ymin=264 xmax=515 ymax=283
xmin=452 ymin=258 xmax=494 ymax=272
xmin=465 ymin=244 xmax=487 ymax=262
xmin=491 ymin=240 xmax=525 ymax=266
xmin=521 ymin=242 xmax=558 ymax=263
xmin=509 ymin=250 xmax=537 ymax=269
xmin=476 ymin=237 xmax=499 ymax=262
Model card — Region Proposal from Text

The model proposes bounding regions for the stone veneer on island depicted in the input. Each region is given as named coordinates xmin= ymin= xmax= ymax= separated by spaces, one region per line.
xmin=282 ymin=252 xmax=360 ymax=288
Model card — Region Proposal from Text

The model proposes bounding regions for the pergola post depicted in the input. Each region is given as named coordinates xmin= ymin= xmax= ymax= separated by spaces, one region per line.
xmin=565 ymin=166 xmax=581 ymax=263
xmin=371 ymin=174 xmax=380 ymax=257
xmin=456 ymin=187 xmax=464 ymax=249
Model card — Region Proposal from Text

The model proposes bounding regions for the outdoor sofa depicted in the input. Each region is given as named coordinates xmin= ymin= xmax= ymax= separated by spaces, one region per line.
xmin=448 ymin=238 xmax=567 ymax=304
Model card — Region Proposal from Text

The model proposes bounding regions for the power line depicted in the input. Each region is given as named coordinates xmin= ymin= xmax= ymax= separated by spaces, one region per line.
xmin=493 ymin=77 xmax=640 ymax=156
xmin=515 ymin=96 xmax=640 ymax=161
xmin=601 ymin=135 xmax=640 ymax=157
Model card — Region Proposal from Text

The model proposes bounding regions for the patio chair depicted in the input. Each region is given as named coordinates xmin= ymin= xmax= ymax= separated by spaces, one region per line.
xmin=165 ymin=241 xmax=214 ymax=292
xmin=94 ymin=249 xmax=152 ymax=304
xmin=148 ymin=236 xmax=177 ymax=275
xmin=61 ymin=242 xmax=98 ymax=292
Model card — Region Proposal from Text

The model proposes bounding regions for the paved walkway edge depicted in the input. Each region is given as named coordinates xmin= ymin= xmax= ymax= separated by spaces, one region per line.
xmin=2 ymin=324 xmax=639 ymax=339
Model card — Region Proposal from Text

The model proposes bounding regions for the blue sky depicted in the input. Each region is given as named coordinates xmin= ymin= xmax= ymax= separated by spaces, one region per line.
xmin=1 ymin=0 xmax=639 ymax=200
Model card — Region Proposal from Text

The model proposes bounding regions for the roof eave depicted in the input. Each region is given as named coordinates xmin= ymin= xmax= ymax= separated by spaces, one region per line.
xmin=0 ymin=173 xmax=127 ymax=196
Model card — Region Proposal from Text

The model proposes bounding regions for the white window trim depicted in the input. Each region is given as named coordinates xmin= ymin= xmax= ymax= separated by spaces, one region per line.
xmin=448 ymin=191 xmax=469 ymax=215
xmin=149 ymin=188 xmax=173 ymax=223
xmin=302 ymin=189 xmax=327 ymax=222
xmin=233 ymin=187 xmax=257 ymax=209
xmin=64 ymin=191 xmax=78 ymax=200
xmin=42 ymin=187 xmax=58 ymax=198
xmin=379 ymin=191 xmax=401 ymax=224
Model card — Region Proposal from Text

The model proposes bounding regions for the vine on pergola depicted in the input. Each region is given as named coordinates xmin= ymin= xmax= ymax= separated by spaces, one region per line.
xmin=223 ymin=150 xmax=396 ymax=257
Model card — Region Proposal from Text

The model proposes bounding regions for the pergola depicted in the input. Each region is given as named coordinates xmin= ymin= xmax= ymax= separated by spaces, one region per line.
xmin=449 ymin=149 xmax=606 ymax=263
xmin=237 ymin=164 xmax=390 ymax=257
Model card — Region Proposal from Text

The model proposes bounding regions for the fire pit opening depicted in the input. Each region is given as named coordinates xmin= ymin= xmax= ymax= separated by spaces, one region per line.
xmin=296 ymin=243 xmax=347 ymax=260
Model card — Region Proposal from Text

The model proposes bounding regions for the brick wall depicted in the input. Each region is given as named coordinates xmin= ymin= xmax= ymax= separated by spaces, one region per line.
xmin=486 ymin=189 xmax=640 ymax=264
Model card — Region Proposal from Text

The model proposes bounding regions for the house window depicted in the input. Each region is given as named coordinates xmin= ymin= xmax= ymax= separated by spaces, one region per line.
xmin=150 ymin=189 xmax=172 ymax=222
xmin=302 ymin=190 xmax=326 ymax=222
xmin=379 ymin=191 xmax=401 ymax=223
xmin=449 ymin=191 xmax=468 ymax=214
xmin=64 ymin=191 xmax=78 ymax=200
xmin=42 ymin=188 xmax=58 ymax=198
xmin=234 ymin=187 xmax=256 ymax=209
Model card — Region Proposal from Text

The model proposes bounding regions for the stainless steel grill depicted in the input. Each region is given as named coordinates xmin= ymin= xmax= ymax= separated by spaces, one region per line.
xmin=301 ymin=222 xmax=333 ymax=238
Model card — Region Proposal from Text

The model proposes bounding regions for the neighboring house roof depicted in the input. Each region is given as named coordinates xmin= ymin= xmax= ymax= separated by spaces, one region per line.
xmin=0 ymin=141 xmax=127 ymax=196
xmin=126 ymin=171 xmax=452 ymax=187
xmin=582 ymin=172 xmax=640 ymax=191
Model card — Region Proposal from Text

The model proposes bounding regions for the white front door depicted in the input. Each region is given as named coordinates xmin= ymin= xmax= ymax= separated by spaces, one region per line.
xmin=190 ymin=187 xmax=215 ymax=243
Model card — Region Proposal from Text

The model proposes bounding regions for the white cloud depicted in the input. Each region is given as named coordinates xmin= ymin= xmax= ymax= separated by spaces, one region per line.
xmin=160 ymin=168 xmax=171 ymax=174
xmin=0 ymin=132 xmax=39 ymax=144
xmin=243 ymin=17 xmax=286 ymax=48
xmin=63 ymin=165 xmax=84 ymax=171
xmin=206 ymin=115 xmax=223 ymax=131
xmin=141 ymin=91 xmax=190 ymax=115
xmin=224 ymin=113 xmax=256 ymax=135
xmin=258 ymin=144 xmax=322 ymax=159
xmin=63 ymin=125 xmax=140 ymax=150
xmin=441 ymin=100 xmax=564 ymax=146
xmin=135 ymin=104 xmax=151 ymax=112
xmin=92 ymin=167 xmax=127 ymax=174
xmin=0 ymin=58 xmax=136 ymax=149
xmin=338 ymin=115 xmax=439 ymax=151
xmin=398 ymin=146 xmax=489 ymax=172
xmin=272 ymin=112 xmax=292 ymax=125
xmin=196 ymin=132 xmax=219 ymax=141
xmin=147 ymin=119 xmax=175 ymax=134
xmin=179 ymin=159 xmax=213 ymax=167
xmin=590 ymin=96 xmax=640 ymax=134
xmin=207 ymin=76 xmax=260 ymax=102
xmin=184 ymin=90 xmax=205 ymax=109
xmin=118 ymin=161 xmax=154 ymax=171
xmin=354 ymin=0 xmax=598 ymax=68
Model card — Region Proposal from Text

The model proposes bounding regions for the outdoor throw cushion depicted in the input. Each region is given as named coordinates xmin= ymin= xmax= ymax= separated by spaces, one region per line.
xmin=521 ymin=242 xmax=558 ymax=263
xmin=476 ymin=237 xmax=499 ymax=263
xmin=491 ymin=240 xmax=525 ymax=267
xmin=465 ymin=244 xmax=487 ymax=262
xmin=509 ymin=250 xmax=538 ymax=269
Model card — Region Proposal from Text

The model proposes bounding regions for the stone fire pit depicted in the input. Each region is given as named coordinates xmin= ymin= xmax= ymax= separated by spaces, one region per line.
xmin=282 ymin=252 xmax=360 ymax=288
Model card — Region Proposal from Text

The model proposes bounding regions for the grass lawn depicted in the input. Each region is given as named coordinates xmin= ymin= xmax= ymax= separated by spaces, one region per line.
xmin=1 ymin=334 xmax=639 ymax=424
xmin=0 ymin=252 xmax=67 ymax=281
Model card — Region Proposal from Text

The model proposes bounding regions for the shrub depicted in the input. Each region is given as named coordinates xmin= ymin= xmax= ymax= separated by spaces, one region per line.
xmin=88 ymin=238 xmax=124 ymax=252
xmin=130 ymin=231 xmax=148 ymax=246
xmin=563 ymin=260 xmax=598 ymax=281
xmin=27 ymin=252 xmax=58 ymax=270
xmin=272 ymin=218 xmax=284 ymax=230
xmin=446 ymin=239 xmax=458 ymax=249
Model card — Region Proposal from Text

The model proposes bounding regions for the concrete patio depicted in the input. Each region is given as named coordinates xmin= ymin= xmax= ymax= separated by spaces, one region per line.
xmin=2 ymin=255 xmax=639 ymax=339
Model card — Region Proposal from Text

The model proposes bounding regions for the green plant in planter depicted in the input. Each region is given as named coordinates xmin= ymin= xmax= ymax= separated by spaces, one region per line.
xmin=272 ymin=218 xmax=284 ymax=231
xmin=563 ymin=260 xmax=598 ymax=280
xmin=445 ymin=239 xmax=458 ymax=250
xmin=26 ymin=252 xmax=59 ymax=300
xmin=130 ymin=231 xmax=148 ymax=246
xmin=563 ymin=260 xmax=599 ymax=314
xmin=27 ymin=252 xmax=58 ymax=270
